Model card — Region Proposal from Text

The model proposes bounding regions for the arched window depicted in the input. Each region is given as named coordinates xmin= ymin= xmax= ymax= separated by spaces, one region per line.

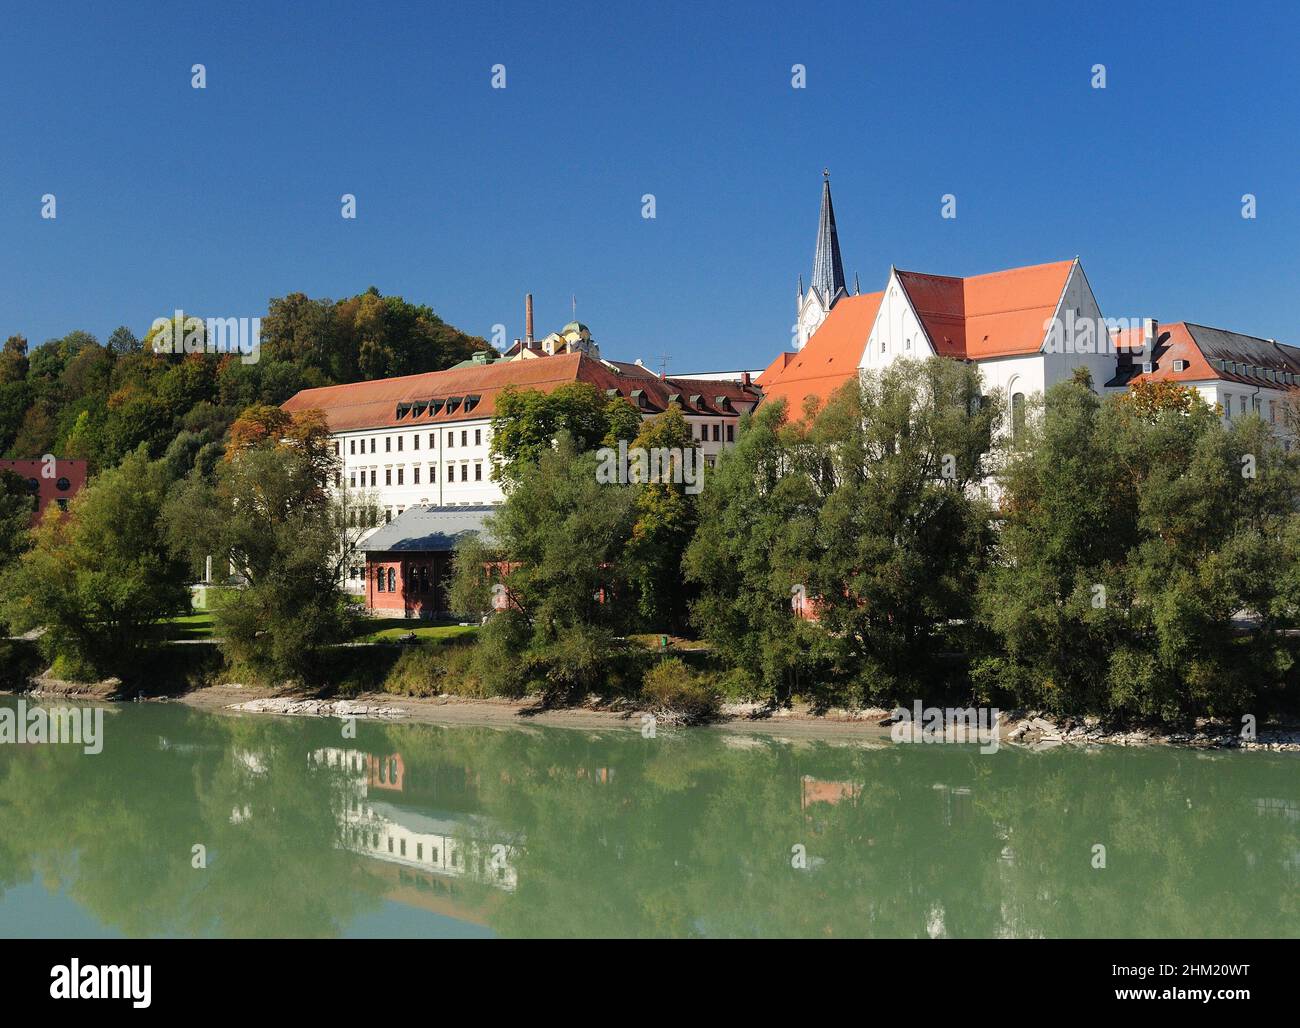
xmin=1011 ymin=392 xmax=1026 ymax=441
xmin=387 ymin=567 xmax=396 ymax=592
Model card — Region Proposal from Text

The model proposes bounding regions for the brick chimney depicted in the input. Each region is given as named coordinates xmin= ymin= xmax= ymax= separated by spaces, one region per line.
xmin=525 ymin=293 xmax=535 ymax=347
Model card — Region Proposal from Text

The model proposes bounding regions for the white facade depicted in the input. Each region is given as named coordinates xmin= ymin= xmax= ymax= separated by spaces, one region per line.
xmin=860 ymin=261 xmax=1116 ymax=440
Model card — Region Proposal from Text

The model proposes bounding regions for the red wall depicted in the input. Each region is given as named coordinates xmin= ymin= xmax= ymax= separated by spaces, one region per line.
xmin=365 ymin=551 xmax=454 ymax=617
xmin=0 ymin=459 xmax=87 ymax=524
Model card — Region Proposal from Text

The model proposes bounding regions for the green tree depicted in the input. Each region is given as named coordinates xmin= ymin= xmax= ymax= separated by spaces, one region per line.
xmin=451 ymin=432 xmax=641 ymax=703
xmin=785 ymin=358 xmax=1000 ymax=702
xmin=977 ymin=377 xmax=1300 ymax=720
xmin=1 ymin=450 xmax=190 ymax=679
xmin=166 ymin=417 xmax=357 ymax=684
xmin=489 ymin=383 xmax=640 ymax=484
xmin=625 ymin=405 xmax=699 ymax=633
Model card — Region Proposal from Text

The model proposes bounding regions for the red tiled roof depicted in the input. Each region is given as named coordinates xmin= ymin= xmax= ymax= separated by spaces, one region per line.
xmin=757 ymin=351 xmax=797 ymax=382
xmin=758 ymin=292 xmax=884 ymax=421
xmin=281 ymin=353 xmax=760 ymax=432
xmin=1109 ymin=322 xmax=1300 ymax=391
xmin=897 ymin=259 xmax=1075 ymax=360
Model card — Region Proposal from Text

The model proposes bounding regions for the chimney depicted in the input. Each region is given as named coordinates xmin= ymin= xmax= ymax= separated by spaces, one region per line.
xmin=1142 ymin=317 xmax=1158 ymax=360
xmin=525 ymin=293 xmax=535 ymax=347
xmin=741 ymin=371 xmax=751 ymax=387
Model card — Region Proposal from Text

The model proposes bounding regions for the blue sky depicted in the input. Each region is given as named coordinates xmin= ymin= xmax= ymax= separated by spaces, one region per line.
xmin=2 ymin=0 xmax=1297 ymax=372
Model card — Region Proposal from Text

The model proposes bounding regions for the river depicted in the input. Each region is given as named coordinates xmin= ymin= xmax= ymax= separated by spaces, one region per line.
xmin=0 ymin=696 xmax=1295 ymax=938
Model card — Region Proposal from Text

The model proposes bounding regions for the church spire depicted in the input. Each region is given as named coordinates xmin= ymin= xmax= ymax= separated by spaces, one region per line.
xmin=811 ymin=169 xmax=846 ymax=301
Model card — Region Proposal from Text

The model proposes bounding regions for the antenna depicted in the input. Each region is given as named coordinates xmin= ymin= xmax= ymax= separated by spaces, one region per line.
xmin=657 ymin=353 xmax=670 ymax=379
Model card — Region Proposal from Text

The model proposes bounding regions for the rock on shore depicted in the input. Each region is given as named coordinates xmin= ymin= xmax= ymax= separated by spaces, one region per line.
xmin=226 ymin=697 xmax=408 ymax=720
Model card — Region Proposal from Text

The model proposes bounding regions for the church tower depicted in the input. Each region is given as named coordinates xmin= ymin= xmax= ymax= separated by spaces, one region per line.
xmin=795 ymin=170 xmax=848 ymax=349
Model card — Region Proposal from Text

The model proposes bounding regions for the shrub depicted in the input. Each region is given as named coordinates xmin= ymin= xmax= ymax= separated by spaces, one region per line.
xmin=641 ymin=657 xmax=722 ymax=723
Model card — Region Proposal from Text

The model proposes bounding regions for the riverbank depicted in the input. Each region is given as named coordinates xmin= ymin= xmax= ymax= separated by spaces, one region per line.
xmin=168 ymin=684 xmax=1300 ymax=750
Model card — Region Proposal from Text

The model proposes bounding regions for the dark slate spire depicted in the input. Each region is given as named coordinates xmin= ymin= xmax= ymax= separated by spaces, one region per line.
xmin=811 ymin=169 xmax=846 ymax=301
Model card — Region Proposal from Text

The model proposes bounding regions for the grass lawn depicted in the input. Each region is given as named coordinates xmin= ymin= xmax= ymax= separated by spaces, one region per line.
xmin=160 ymin=611 xmax=217 ymax=640
xmin=351 ymin=620 xmax=479 ymax=645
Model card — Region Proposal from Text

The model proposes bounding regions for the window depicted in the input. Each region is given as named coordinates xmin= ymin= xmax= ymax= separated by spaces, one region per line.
xmin=370 ymin=438 xmax=376 ymax=453
xmin=376 ymin=568 xmax=385 ymax=593
xmin=429 ymin=433 xmax=436 ymax=449
xmin=349 ymin=471 xmax=356 ymax=488
xmin=475 ymin=429 xmax=482 ymax=446
xmin=447 ymin=465 xmax=454 ymax=482
xmin=726 ymin=424 xmax=734 ymax=443
xmin=397 ymin=467 xmax=404 ymax=485
xmin=350 ymin=439 xmax=356 ymax=455
xmin=385 ymin=469 xmax=392 ymax=486
xmin=447 ymin=431 xmax=455 ymax=448
xmin=413 ymin=467 xmax=420 ymax=485
xmin=370 ymin=469 xmax=377 ymax=487
xmin=413 ymin=435 xmax=419 ymax=450
xmin=387 ymin=567 xmax=396 ymax=591
xmin=461 ymin=430 xmax=468 ymax=446
xmin=417 ymin=843 xmax=423 ymax=860
xmin=55 ymin=498 xmax=69 ymax=512
xmin=397 ymin=436 xmax=403 ymax=452
xmin=461 ymin=464 xmax=469 ymax=481
xmin=475 ymin=462 xmax=483 ymax=480
xmin=333 ymin=441 xmax=340 ymax=456
xmin=711 ymin=424 xmax=720 ymax=442
xmin=333 ymin=472 xmax=341 ymax=488
xmin=1223 ymin=393 xmax=1232 ymax=418
xmin=1011 ymin=392 xmax=1026 ymax=440
xmin=385 ymin=508 xmax=392 ymax=523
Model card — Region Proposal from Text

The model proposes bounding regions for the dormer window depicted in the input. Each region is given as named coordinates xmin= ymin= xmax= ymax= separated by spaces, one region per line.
xmin=1172 ymin=360 xmax=1187 ymax=372
xmin=464 ymin=394 xmax=481 ymax=412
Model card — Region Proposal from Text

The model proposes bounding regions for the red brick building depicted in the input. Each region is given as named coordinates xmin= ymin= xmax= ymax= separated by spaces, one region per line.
xmin=0 ymin=459 xmax=87 ymax=523
xmin=362 ymin=504 xmax=494 ymax=617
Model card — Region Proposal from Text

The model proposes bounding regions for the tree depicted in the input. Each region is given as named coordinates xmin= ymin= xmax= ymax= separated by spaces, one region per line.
xmin=0 ymin=335 xmax=29 ymax=384
xmin=165 ymin=417 xmax=357 ymax=684
xmin=782 ymin=358 xmax=1001 ymax=702
xmin=450 ymin=432 xmax=641 ymax=703
xmin=106 ymin=326 xmax=140 ymax=355
xmin=684 ymin=399 xmax=815 ymax=703
xmin=687 ymin=358 xmax=1001 ymax=707
xmin=977 ymin=375 xmax=1300 ymax=720
xmin=1 ymin=450 xmax=191 ymax=679
xmin=489 ymin=383 xmax=640 ymax=484
xmin=625 ymin=405 xmax=699 ymax=633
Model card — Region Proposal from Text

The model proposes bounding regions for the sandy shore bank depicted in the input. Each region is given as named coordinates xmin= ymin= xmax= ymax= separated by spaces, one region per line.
xmin=170 ymin=685 xmax=1300 ymax=750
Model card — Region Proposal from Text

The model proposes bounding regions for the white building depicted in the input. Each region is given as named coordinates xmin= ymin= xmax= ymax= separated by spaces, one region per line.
xmin=767 ymin=173 xmax=1300 ymax=449
xmin=281 ymin=345 xmax=761 ymax=537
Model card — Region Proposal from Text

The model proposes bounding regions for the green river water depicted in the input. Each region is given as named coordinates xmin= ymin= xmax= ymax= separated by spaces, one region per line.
xmin=0 ymin=696 xmax=1295 ymax=938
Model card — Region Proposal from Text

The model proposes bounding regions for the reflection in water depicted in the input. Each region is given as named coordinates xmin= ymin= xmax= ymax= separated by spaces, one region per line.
xmin=0 ymin=696 xmax=1295 ymax=938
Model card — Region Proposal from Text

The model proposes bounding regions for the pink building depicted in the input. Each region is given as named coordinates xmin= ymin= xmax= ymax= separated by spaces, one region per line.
xmin=0 ymin=459 xmax=87 ymax=523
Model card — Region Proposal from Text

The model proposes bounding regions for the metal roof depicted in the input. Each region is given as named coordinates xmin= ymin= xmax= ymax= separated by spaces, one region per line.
xmin=361 ymin=504 xmax=495 ymax=553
